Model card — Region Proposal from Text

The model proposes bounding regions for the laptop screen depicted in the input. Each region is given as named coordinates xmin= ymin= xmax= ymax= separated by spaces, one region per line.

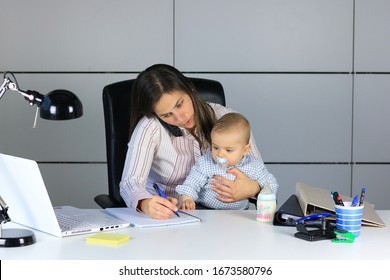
xmin=0 ymin=153 xmax=129 ymax=237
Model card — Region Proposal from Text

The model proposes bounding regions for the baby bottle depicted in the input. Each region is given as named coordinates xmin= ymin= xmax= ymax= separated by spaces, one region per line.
xmin=256 ymin=183 xmax=276 ymax=223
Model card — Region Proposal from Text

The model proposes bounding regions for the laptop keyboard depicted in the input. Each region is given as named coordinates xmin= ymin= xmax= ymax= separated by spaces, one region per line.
xmin=56 ymin=212 xmax=97 ymax=231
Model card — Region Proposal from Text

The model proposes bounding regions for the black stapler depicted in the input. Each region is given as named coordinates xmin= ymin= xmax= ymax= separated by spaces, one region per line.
xmin=294 ymin=213 xmax=336 ymax=241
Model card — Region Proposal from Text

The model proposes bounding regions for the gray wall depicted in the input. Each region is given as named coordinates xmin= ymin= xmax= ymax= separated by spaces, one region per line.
xmin=1 ymin=0 xmax=389 ymax=209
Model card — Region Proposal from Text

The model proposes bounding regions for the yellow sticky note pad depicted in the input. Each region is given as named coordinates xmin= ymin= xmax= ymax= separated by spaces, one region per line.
xmin=86 ymin=233 xmax=130 ymax=245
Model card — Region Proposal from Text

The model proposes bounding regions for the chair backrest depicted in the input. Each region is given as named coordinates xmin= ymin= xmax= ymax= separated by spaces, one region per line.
xmin=95 ymin=77 xmax=225 ymax=208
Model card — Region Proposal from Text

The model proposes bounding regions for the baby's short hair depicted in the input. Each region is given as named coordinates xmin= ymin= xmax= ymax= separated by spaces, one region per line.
xmin=212 ymin=112 xmax=251 ymax=144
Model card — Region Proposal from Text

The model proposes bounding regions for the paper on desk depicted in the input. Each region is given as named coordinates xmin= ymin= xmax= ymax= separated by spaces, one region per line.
xmin=105 ymin=208 xmax=201 ymax=228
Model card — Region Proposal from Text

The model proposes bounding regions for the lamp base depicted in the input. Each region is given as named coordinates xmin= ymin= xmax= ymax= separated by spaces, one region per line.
xmin=0 ymin=228 xmax=36 ymax=247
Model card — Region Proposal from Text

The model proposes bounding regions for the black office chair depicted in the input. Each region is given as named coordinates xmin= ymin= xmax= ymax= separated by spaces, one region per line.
xmin=94 ymin=77 xmax=226 ymax=209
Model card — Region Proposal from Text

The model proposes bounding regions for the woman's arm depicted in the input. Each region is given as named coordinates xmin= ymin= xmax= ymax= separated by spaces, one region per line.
xmin=119 ymin=117 xmax=179 ymax=219
xmin=119 ymin=117 xmax=157 ymax=208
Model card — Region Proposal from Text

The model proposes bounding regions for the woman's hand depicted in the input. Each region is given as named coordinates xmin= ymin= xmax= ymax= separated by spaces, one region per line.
xmin=138 ymin=196 xmax=179 ymax=220
xmin=211 ymin=168 xmax=261 ymax=202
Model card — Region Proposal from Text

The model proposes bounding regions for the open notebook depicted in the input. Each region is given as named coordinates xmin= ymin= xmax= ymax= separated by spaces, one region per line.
xmin=0 ymin=153 xmax=129 ymax=237
xmin=106 ymin=207 xmax=202 ymax=228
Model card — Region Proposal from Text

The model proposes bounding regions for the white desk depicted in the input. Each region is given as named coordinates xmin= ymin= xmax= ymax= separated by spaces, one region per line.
xmin=1 ymin=210 xmax=389 ymax=260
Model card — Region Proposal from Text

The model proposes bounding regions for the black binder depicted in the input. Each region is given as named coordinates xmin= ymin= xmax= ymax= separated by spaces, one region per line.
xmin=273 ymin=195 xmax=304 ymax=226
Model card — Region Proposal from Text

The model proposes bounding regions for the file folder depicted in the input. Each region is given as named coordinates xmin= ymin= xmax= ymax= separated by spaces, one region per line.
xmin=273 ymin=195 xmax=304 ymax=226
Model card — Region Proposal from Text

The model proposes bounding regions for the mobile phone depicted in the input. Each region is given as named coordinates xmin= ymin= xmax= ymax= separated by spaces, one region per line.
xmin=158 ymin=118 xmax=183 ymax=137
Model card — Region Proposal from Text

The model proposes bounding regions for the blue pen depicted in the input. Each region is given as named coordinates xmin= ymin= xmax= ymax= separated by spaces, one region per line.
xmin=351 ymin=195 xmax=359 ymax=207
xmin=295 ymin=213 xmax=332 ymax=223
xmin=359 ymin=187 xmax=366 ymax=206
xmin=153 ymin=183 xmax=180 ymax=218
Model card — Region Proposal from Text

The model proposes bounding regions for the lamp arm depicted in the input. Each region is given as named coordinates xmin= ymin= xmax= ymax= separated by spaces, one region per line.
xmin=0 ymin=76 xmax=11 ymax=98
xmin=0 ymin=78 xmax=9 ymax=98
xmin=0 ymin=76 xmax=44 ymax=106
xmin=0 ymin=195 xmax=10 ymax=225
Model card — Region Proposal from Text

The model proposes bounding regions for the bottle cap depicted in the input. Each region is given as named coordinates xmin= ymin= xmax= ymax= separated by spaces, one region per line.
xmin=257 ymin=183 xmax=276 ymax=201
xmin=257 ymin=193 xmax=276 ymax=201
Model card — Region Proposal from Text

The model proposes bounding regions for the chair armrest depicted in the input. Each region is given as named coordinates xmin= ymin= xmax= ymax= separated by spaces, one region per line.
xmin=249 ymin=197 xmax=257 ymax=206
xmin=94 ymin=194 xmax=126 ymax=209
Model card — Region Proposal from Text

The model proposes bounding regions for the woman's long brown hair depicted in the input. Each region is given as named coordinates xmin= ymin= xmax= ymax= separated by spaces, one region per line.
xmin=128 ymin=64 xmax=217 ymax=147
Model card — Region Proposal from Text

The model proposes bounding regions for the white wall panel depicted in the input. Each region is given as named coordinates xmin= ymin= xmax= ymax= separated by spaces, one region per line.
xmin=189 ymin=73 xmax=352 ymax=162
xmin=0 ymin=0 xmax=173 ymax=71
xmin=175 ymin=0 xmax=353 ymax=71
xmin=39 ymin=163 xmax=107 ymax=209
xmin=353 ymin=75 xmax=390 ymax=162
xmin=267 ymin=164 xmax=351 ymax=210
xmin=355 ymin=0 xmax=390 ymax=72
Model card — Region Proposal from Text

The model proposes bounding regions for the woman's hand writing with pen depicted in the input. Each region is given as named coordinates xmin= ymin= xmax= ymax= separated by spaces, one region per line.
xmin=137 ymin=196 xmax=179 ymax=220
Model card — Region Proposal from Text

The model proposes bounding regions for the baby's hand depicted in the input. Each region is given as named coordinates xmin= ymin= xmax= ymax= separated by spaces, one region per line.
xmin=179 ymin=195 xmax=196 ymax=210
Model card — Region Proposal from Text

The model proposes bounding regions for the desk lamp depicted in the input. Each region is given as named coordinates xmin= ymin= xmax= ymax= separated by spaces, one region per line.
xmin=0 ymin=71 xmax=83 ymax=247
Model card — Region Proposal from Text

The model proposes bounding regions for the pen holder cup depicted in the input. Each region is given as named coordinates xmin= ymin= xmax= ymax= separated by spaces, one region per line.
xmin=335 ymin=202 xmax=364 ymax=237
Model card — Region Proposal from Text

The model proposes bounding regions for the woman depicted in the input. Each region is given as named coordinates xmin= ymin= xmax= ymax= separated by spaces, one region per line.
xmin=120 ymin=64 xmax=278 ymax=219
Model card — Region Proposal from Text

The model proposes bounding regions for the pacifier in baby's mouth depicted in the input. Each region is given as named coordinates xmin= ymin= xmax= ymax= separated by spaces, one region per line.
xmin=216 ymin=156 xmax=229 ymax=166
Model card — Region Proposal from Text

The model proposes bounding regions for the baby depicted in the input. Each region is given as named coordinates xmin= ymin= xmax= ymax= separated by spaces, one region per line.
xmin=176 ymin=112 xmax=278 ymax=210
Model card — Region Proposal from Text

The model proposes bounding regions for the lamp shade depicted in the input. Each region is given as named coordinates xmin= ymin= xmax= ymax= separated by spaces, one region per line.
xmin=39 ymin=89 xmax=83 ymax=120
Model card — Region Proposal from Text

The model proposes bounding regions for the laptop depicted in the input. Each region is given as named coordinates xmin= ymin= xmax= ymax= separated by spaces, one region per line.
xmin=0 ymin=153 xmax=129 ymax=237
